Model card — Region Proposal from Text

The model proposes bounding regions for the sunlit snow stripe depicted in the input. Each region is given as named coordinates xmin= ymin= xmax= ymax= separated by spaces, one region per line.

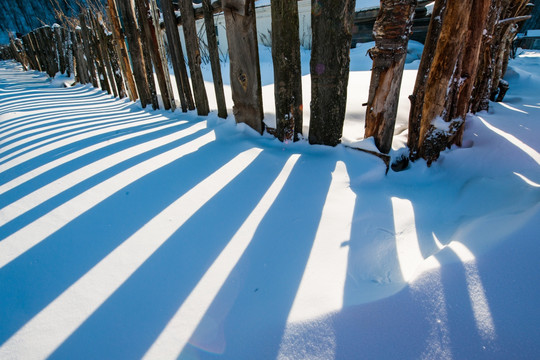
xmin=285 ymin=161 xmax=355 ymax=322
xmin=479 ymin=116 xmax=540 ymax=165
xmin=0 ymin=131 xmax=216 ymax=268
xmin=0 ymin=120 xmax=186 ymax=195
xmin=0 ymin=115 xmax=161 ymax=172
xmin=0 ymin=108 xmax=135 ymax=141
xmin=447 ymin=241 xmax=497 ymax=342
xmin=497 ymin=102 xmax=528 ymax=114
xmin=513 ymin=172 xmax=540 ymax=187
xmin=0 ymin=114 xmax=150 ymax=160
xmin=143 ymin=154 xmax=299 ymax=360
xmin=0 ymin=121 xmax=205 ymax=226
xmin=0 ymin=147 xmax=261 ymax=360
xmin=392 ymin=197 xmax=425 ymax=282
xmin=277 ymin=161 xmax=355 ymax=360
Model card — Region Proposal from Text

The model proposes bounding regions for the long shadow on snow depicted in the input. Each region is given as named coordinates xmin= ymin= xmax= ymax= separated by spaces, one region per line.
xmin=179 ymin=155 xmax=336 ymax=360
xmin=0 ymin=118 xmax=186 ymax=202
xmin=0 ymin=133 xmax=235 ymax=345
xmin=50 ymin=149 xmax=294 ymax=359
xmin=0 ymin=125 xmax=210 ymax=239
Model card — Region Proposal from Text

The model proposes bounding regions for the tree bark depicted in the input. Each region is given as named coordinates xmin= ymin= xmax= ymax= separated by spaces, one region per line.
xmin=179 ymin=0 xmax=210 ymax=115
xmin=202 ymin=0 xmax=227 ymax=119
xmin=107 ymin=0 xmax=138 ymax=101
xmin=364 ymin=0 xmax=417 ymax=154
xmin=308 ymin=0 xmax=356 ymax=146
xmin=115 ymin=0 xmax=153 ymax=108
xmin=161 ymin=0 xmax=195 ymax=112
xmin=417 ymin=1 xmax=473 ymax=164
xmin=407 ymin=0 xmax=446 ymax=159
xmin=271 ymin=0 xmax=303 ymax=142
xmin=223 ymin=0 xmax=264 ymax=134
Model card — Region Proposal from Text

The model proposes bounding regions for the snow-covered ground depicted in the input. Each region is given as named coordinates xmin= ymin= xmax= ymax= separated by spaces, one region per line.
xmin=0 ymin=46 xmax=539 ymax=359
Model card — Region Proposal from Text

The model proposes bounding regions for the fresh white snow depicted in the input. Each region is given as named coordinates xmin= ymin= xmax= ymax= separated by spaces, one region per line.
xmin=0 ymin=45 xmax=539 ymax=360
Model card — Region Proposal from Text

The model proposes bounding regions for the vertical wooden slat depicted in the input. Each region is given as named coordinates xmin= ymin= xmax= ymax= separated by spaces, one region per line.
xmin=29 ymin=31 xmax=43 ymax=72
xmin=91 ymin=13 xmax=118 ymax=97
xmin=107 ymin=0 xmax=138 ymax=101
xmin=79 ymin=15 xmax=99 ymax=87
xmin=149 ymin=0 xmax=177 ymax=111
xmin=134 ymin=0 xmax=172 ymax=110
xmin=223 ymin=0 xmax=264 ymax=133
xmin=271 ymin=0 xmax=303 ymax=141
xmin=134 ymin=0 xmax=160 ymax=109
xmin=115 ymin=0 xmax=153 ymax=108
xmin=85 ymin=12 xmax=112 ymax=93
xmin=179 ymin=0 xmax=210 ymax=115
xmin=202 ymin=0 xmax=227 ymax=119
xmin=308 ymin=0 xmax=356 ymax=146
xmin=63 ymin=28 xmax=73 ymax=77
xmin=161 ymin=0 xmax=195 ymax=112
xmin=106 ymin=32 xmax=127 ymax=98
xmin=54 ymin=25 xmax=66 ymax=74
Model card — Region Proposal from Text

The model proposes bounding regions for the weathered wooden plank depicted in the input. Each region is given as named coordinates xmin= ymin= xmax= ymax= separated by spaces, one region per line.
xmin=223 ymin=1 xmax=264 ymax=133
xmin=179 ymin=0 xmax=210 ymax=115
xmin=106 ymin=32 xmax=127 ymax=98
xmin=135 ymin=2 xmax=160 ymax=109
xmin=116 ymin=0 xmax=153 ymax=108
xmin=150 ymin=0 xmax=176 ymax=111
xmin=30 ymin=31 xmax=44 ymax=73
xmin=308 ymin=0 xmax=356 ymax=146
xmin=106 ymin=0 xmax=138 ymax=101
xmin=271 ymin=0 xmax=303 ymax=141
xmin=85 ymin=12 xmax=112 ymax=94
xmin=72 ymin=29 xmax=88 ymax=84
xmin=63 ymin=28 xmax=73 ymax=77
xmin=79 ymin=15 xmax=99 ymax=87
xmin=161 ymin=0 xmax=195 ymax=112
xmin=91 ymin=14 xmax=118 ymax=97
xmin=202 ymin=0 xmax=227 ymax=118
xmin=53 ymin=25 xmax=66 ymax=74
xmin=364 ymin=0 xmax=417 ymax=154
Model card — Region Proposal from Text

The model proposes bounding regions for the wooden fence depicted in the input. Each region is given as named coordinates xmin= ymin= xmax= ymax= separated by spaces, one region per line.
xmin=0 ymin=0 xmax=421 ymax=157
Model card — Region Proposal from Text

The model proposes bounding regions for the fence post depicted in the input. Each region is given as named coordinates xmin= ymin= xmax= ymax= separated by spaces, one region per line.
xmin=308 ymin=0 xmax=356 ymax=146
xmin=106 ymin=0 xmax=138 ymax=101
xmin=179 ymin=0 xmax=210 ymax=115
xmin=271 ymin=0 xmax=303 ymax=141
xmin=161 ymin=0 xmax=195 ymax=112
xmin=202 ymin=0 xmax=227 ymax=119
xmin=149 ymin=0 xmax=176 ymax=111
xmin=53 ymin=25 xmax=66 ymax=74
xmin=115 ymin=0 xmax=153 ymax=108
xmin=91 ymin=13 xmax=118 ymax=97
xmin=223 ymin=0 xmax=264 ymax=134
xmin=79 ymin=15 xmax=99 ymax=87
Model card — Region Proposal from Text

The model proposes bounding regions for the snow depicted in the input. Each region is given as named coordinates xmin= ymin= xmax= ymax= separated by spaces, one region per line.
xmin=1 ymin=44 xmax=540 ymax=360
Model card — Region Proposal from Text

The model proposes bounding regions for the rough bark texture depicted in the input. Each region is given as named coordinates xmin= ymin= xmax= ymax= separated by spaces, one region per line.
xmin=224 ymin=1 xmax=264 ymax=134
xmin=179 ymin=0 xmax=210 ymax=115
xmin=203 ymin=0 xmax=227 ymax=119
xmin=161 ymin=0 xmax=194 ymax=112
xmin=150 ymin=0 xmax=176 ymax=111
xmin=135 ymin=0 xmax=159 ymax=109
xmin=364 ymin=0 xmax=417 ymax=154
xmin=107 ymin=0 xmax=138 ymax=101
xmin=91 ymin=14 xmax=116 ymax=96
xmin=309 ymin=0 xmax=356 ymax=146
xmin=116 ymin=0 xmax=152 ymax=108
xmin=451 ymin=0 xmax=492 ymax=146
xmin=417 ymin=1 xmax=473 ymax=164
xmin=407 ymin=0 xmax=446 ymax=159
xmin=271 ymin=0 xmax=303 ymax=142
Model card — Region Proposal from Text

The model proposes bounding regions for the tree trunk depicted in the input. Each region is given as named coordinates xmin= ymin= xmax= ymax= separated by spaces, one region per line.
xmin=364 ymin=0 xmax=417 ymax=154
xmin=417 ymin=1 xmax=473 ymax=164
xmin=223 ymin=0 xmax=264 ymax=134
xmin=407 ymin=0 xmax=446 ymax=159
xmin=115 ymin=0 xmax=152 ymax=108
xmin=179 ymin=0 xmax=210 ymax=115
xmin=161 ymin=0 xmax=195 ymax=112
xmin=271 ymin=0 xmax=303 ymax=142
xmin=107 ymin=0 xmax=138 ymax=101
xmin=202 ymin=0 xmax=227 ymax=119
xmin=309 ymin=0 xmax=356 ymax=146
